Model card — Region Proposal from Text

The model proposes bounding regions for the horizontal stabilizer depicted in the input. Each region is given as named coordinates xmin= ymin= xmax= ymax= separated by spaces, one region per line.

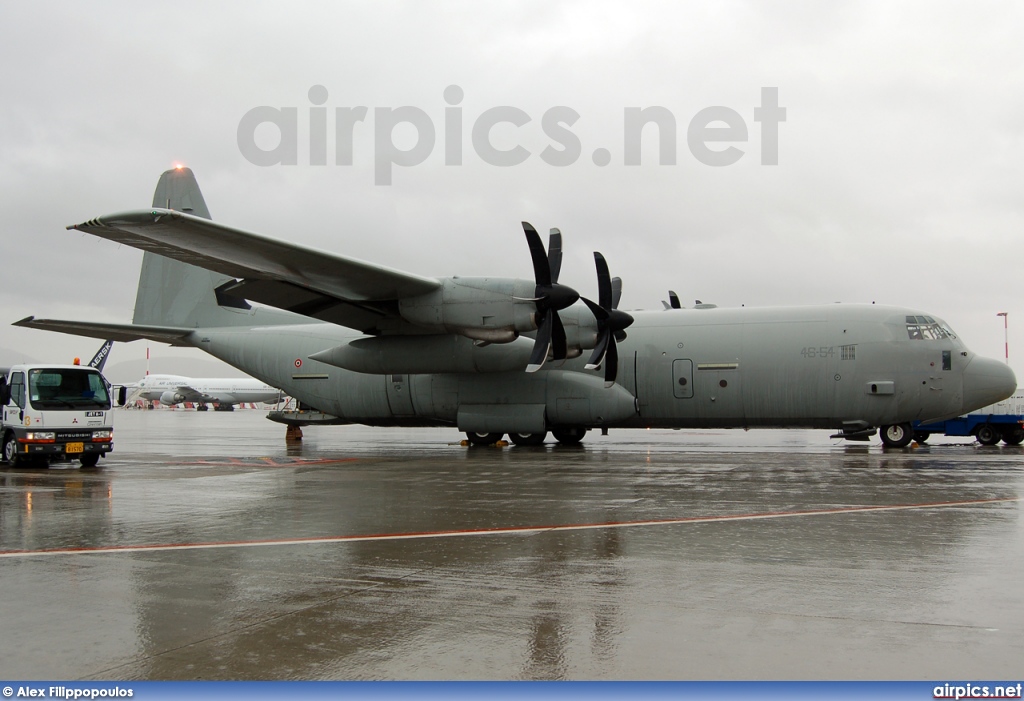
xmin=13 ymin=316 xmax=195 ymax=346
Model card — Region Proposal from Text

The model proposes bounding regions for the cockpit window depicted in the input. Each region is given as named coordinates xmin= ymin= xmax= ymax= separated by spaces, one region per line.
xmin=906 ymin=316 xmax=956 ymax=341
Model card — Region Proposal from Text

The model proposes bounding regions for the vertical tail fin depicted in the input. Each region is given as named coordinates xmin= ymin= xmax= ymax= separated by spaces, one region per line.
xmin=131 ymin=168 xmax=299 ymax=329
xmin=152 ymin=166 xmax=212 ymax=219
xmin=88 ymin=340 xmax=114 ymax=372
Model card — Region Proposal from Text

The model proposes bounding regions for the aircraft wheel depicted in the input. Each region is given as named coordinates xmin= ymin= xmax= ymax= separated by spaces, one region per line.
xmin=551 ymin=427 xmax=588 ymax=445
xmin=913 ymin=431 xmax=930 ymax=444
xmin=79 ymin=453 xmax=100 ymax=468
xmin=509 ymin=432 xmax=546 ymax=446
xmin=2 ymin=432 xmax=22 ymax=466
xmin=880 ymin=422 xmax=913 ymax=448
xmin=1001 ymin=427 xmax=1024 ymax=445
xmin=465 ymin=431 xmax=503 ymax=446
xmin=976 ymin=424 xmax=1001 ymax=446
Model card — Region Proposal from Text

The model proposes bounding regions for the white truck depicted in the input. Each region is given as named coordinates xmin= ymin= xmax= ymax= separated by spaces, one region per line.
xmin=1 ymin=363 xmax=124 ymax=468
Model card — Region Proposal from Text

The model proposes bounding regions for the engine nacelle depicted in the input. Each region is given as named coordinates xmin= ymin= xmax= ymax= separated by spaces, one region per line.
xmin=557 ymin=305 xmax=600 ymax=358
xmin=399 ymin=277 xmax=539 ymax=343
xmin=159 ymin=391 xmax=186 ymax=405
xmin=309 ymin=334 xmax=536 ymax=374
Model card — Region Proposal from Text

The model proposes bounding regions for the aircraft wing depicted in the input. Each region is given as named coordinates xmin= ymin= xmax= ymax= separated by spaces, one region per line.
xmin=171 ymin=385 xmax=213 ymax=404
xmin=70 ymin=209 xmax=441 ymax=304
xmin=13 ymin=317 xmax=196 ymax=346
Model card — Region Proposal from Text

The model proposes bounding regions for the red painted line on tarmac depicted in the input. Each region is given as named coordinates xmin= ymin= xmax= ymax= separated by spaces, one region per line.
xmin=185 ymin=457 xmax=359 ymax=467
xmin=0 ymin=496 xmax=1018 ymax=559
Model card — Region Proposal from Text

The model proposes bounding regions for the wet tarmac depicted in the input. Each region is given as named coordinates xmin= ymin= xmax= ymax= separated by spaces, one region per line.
xmin=0 ymin=410 xmax=1022 ymax=681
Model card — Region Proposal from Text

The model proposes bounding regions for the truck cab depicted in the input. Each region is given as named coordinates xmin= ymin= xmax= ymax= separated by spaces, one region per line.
xmin=0 ymin=364 xmax=121 ymax=468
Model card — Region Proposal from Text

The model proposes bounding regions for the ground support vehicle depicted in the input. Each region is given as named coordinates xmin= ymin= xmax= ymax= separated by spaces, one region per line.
xmin=1 ymin=364 xmax=123 ymax=468
xmin=913 ymin=393 xmax=1024 ymax=446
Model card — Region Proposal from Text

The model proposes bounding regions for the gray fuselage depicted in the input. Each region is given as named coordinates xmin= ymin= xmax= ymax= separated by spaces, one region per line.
xmin=185 ymin=302 xmax=1009 ymax=433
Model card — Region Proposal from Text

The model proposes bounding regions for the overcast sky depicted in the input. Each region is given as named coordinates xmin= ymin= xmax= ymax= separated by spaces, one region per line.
xmin=1 ymin=1 xmax=1022 ymax=381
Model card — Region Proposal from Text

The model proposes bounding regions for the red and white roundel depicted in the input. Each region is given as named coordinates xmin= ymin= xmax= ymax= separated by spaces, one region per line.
xmin=294 ymin=359 xmax=303 ymax=368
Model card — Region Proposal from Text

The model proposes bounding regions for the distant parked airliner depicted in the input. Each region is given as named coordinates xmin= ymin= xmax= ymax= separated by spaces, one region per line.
xmin=134 ymin=373 xmax=284 ymax=411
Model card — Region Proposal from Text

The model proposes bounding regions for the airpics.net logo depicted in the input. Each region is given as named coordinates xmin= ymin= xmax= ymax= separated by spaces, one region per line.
xmin=237 ymin=85 xmax=786 ymax=185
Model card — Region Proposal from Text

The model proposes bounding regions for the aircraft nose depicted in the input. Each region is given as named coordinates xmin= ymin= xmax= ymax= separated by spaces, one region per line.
xmin=962 ymin=356 xmax=1017 ymax=413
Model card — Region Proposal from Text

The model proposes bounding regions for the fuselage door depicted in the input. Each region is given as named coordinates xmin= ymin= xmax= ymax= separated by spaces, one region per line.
xmin=672 ymin=359 xmax=693 ymax=399
xmin=385 ymin=374 xmax=416 ymax=416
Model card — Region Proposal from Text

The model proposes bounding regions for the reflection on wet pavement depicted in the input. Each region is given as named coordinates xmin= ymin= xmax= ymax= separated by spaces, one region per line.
xmin=0 ymin=411 xmax=1021 ymax=680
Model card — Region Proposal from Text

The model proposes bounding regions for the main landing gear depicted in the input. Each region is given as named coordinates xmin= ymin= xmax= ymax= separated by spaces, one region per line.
xmin=465 ymin=431 xmax=504 ymax=446
xmin=464 ymin=428 xmax=590 ymax=447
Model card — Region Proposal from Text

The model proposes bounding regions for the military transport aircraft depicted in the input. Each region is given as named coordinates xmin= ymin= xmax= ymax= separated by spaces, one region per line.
xmin=15 ymin=168 xmax=1017 ymax=448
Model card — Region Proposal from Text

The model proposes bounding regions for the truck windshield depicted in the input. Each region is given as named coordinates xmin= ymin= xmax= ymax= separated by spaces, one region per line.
xmin=28 ymin=368 xmax=111 ymax=409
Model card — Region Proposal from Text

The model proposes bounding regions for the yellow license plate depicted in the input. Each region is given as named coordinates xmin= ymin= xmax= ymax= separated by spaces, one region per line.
xmin=66 ymin=442 xmax=84 ymax=454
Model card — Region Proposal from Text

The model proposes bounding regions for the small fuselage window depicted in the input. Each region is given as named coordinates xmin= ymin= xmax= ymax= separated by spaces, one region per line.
xmin=906 ymin=316 xmax=955 ymax=341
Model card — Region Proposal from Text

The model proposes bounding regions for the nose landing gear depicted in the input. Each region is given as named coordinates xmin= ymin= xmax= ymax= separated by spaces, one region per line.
xmin=880 ymin=422 xmax=914 ymax=448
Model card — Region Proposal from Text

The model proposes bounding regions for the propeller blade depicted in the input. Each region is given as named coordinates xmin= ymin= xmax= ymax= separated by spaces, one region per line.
xmin=522 ymin=222 xmax=551 ymax=287
xmin=604 ymin=338 xmax=619 ymax=384
xmin=551 ymin=311 xmax=567 ymax=360
xmin=548 ymin=228 xmax=563 ymax=283
xmin=582 ymin=296 xmax=608 ymax=322
xmin=526 ymin=309 xmax=553 ymax=372
xmin=585 ymin=328 xmax=611 ymax=370
xmin=611 ymin=277 xmax=622 ymax=310
xmin=594 ymin=252 xmax=612 ymax=310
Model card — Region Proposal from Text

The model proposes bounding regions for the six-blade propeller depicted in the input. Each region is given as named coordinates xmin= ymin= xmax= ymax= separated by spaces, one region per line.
xmin=582 ymin=252 xmax=634 ymax=384
xmin=520 ymin=223 xmax=634 ymax=384
xmin=522 ymin=223 xmax=580 ymax=372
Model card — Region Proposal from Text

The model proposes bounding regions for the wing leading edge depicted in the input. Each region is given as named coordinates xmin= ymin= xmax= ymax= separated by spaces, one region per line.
xmin=69 ymin=209 xmax=441 ymax=333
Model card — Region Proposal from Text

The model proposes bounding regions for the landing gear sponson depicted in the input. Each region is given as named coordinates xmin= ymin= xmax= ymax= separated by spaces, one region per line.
xmin=832 ymin=422 xmax=915 ymax=448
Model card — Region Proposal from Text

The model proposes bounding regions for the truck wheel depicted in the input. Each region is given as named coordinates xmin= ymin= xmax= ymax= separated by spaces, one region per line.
xmin=465 ymin=431 xmax=503 ymax=446
xmin=80 ymin=454 xmax=100 ymax=468
xmin=1002 ymin=427 xmax=1024 ymax=446
xmin=913 ymin=431 xmax=930 ymax=444
xmin=880 ymin=423 xmax=913 ymax=448
xmin=552 ymin=427 xmax=588 ymax=445
xmin=509 ymin=432 xmax=546 ymax=446
xmin=2 ymin=433 xmax=21 ymax=466
xmin=976 ymin=424 xmax=1001 ymax=446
